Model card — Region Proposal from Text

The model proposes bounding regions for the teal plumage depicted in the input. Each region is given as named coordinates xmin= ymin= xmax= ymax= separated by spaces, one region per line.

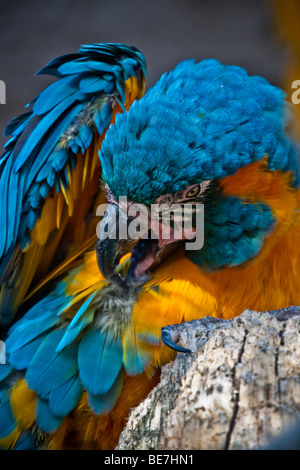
xmin=0 ymin=43 xmax=146 ymax=326
xmin=99 ymin=58 xmax=299 ymax=271
xmin=0 ymin=391 xmax=16 ymax=438
xmin=0 ymin=43 xmax=145 ymax=259
xmin=78 ymin=329 xmax=123 ymax=395
xmin=0 ymin=43 xmax=300 ymax=450
xmin=100 ymin=58 xmax=299 ymax=204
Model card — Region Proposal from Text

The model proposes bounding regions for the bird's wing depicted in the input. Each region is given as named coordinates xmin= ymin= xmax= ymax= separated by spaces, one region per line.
xmin=0 ymin=43 xmax=146 ymax=325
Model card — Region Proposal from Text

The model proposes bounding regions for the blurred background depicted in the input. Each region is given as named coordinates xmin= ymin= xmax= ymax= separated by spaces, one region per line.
xmin=0 ymin=0 xmax=299 ymax=148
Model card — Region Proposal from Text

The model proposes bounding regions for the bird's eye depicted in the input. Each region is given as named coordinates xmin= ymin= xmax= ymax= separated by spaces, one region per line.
xmin=187 ymin=185 xmax=201 ymax=198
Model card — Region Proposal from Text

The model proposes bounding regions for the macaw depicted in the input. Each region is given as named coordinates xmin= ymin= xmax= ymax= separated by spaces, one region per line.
xmin=0 ymin=43 xmax=300 ymax=450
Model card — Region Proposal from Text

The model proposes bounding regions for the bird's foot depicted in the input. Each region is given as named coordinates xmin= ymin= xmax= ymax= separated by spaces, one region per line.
xmin=161 ymin=316 xmax=228 ymax=353
xmin=161 ymin=306 xmax=300 ymax=353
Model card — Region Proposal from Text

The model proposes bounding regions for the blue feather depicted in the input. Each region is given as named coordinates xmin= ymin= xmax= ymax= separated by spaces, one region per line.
xmin=78 ymin=329 xmax=123 ymax=396
xmin=25 ymin=329 xmax=78 ymax=398
xmin=88 ymin=369 xmax=124 ymax=415
xmin=0 ymin=391 xmax=16 ymax=439
xmin=69 ymin=140 xmax=80 ymax=154
xmin=50 ymin=149 xmax=69 ymax=173
xmin=94 ymin=100 xmax=113 ymax=135
xmin=123 ymin=338 xmax=152 ymax=376
xmin=48 ymin=375 xmax=83 ymax=417
xmin=39 ymin=181 xmax=50 ymax=199
xmin=115 ymin=77 xmax=126 ymax=103
xmin=0 ymin=365 xmax=12 ymax=381
xmin=36 ymin=53 xmax=84 ymax=77
xmin=121 ymin=57 xmax=139 ymax=79
xmin=27 ymin=184 xmax=42 ymax=209
xmin=26 ymin=209 xmax=38 ymax=231
xmin=0 ymin=149 xmax=11 ymax=166
xmin=15 ymin=432 xmax=36 ymax=450
xmin=78 ymin=124 xmax=93 ymax=149
xmin=35 ymin=398 xmax=63 ymax=433
xmin=6 ymin=308 xmax=59 ymax=355
xmin=8 ymin=335 xmax=49 ymax=370
xmin=46 ymin=168 xmax=56 ymax=187
xmin=19 ymin=232 xmax=31 ymax=250
xmin=79 ymin=76 xmax=114 ymax=94
xmin=33 ymin=75 xmax=78 ymax=115
xmin=56 ymin=291 xmax=97 ymax=353
xmin=13 ymin=95 xmax=84 ymax=173
xmin=0 ymin=157 xmax=12 ymax=257
xmin=58 ymin=59 xmax=114 ymax=75
xmin=4 ymin=111 xmax=33 ymax=137
xmin=25 ymin=101 xmax=84 ymax=188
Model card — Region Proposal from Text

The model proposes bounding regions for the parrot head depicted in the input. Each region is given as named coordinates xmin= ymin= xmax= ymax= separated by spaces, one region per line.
xmin=98 ymin=59 xmax=299 ymax=284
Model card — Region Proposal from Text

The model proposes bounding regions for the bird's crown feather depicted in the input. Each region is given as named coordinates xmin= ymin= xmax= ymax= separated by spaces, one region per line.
xmin=100 ymin=58 xmax=299 ymax=203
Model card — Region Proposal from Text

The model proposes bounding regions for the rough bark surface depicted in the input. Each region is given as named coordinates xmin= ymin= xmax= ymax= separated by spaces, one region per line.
xmin=116 ymin=308 xmax=300 ymax=450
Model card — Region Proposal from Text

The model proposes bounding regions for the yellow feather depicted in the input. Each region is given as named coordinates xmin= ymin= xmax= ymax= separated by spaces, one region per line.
xmin=12 ymin=241 xmax=45 ymax=310
xmin=60 ymin=179 xmax=74 ymax=217
xmin=31 ymin=196 xmax=55 ymax=246
xmin=10 ymin=379 xmax=36 ymax=430
xmin=66 ymin=265 xmax=107 ymax=299
xmin=82 ymin=146 xmax=91 ymax=190
xmin=23 ymin=234 xmax=98 ymax=303
xmin=56 ymin=190 xmax=64 ymax=229
xmin=67 ymin=250 xmax=105 ymax=288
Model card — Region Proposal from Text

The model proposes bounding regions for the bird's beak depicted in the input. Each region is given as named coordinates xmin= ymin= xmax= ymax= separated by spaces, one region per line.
xmin=96 ymin=203 xmax=138 ymax=284
xmin=96 ymin=202 xmax=183 ymax=285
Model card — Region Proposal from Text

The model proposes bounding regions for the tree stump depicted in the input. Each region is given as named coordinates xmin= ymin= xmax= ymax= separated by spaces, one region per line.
xmin=116 ymin=308 xmax=300 ymax=450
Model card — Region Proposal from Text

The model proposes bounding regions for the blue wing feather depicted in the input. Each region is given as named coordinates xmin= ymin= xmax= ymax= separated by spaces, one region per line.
xmin=13 ymin=95 xmax=83 ymax=173
xmin=88 ymin=369 xmax=124 ymax=415
xmin=5 ymin=305 xmax=61 ymax=354
xmin=32 ymin=75 xmax=79 ymax=115
xmin=0 ymin=365 xmax=13 ymax=382
xmin=0 ymin=391 xmax=16 ymax=439
xmin=78 ymin=329 xmax=123 ymax=396
xmin=79 ymin=76 xmax=114 ymax=94
xmin=56 ymin=291 xmax=97 ymax=353
xmin=14 ymin=432 xmax=37 ymax=450
xmin=57 ymin=59 xmax=114 ymax=75
xmin=35 ymin=398 xmax=63 ymax=433
xmin=8 ymin=335 xmax=49 ymax=371
xmin=0 ymin=43 xmax=146 ymax=293
xmin=25 ymin=329 xmax=79 ymax=398
xmin=48 ymin=375 xmax=83 ymax=417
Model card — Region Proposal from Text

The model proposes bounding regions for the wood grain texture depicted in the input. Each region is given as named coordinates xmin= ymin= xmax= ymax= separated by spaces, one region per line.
xmin=116 ymin=308 xmax=300 ymax=450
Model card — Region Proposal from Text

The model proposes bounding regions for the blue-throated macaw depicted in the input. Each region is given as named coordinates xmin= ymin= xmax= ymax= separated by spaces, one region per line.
xmin=0 ymin=43 xmax=300 ymax=450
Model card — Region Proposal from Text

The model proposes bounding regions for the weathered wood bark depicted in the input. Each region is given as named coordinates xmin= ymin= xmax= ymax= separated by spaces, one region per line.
xmin=116 ymin=308 xmax=300 ymax=450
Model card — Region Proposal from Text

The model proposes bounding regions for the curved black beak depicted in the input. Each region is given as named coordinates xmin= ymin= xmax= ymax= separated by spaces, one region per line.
xmin=96 ymin=203 xmax=137 ymax=283
xmin=96 ymin=202 xmax=183 ymax=286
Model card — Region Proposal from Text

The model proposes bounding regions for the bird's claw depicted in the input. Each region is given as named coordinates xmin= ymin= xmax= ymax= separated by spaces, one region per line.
xmin=161 ymin=325 xmax=191 ymax=353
